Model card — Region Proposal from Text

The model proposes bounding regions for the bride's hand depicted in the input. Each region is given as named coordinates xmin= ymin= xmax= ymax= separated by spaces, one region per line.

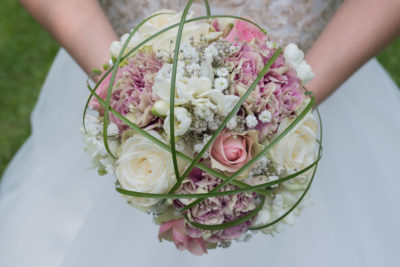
xmin=305 ymin=0 xmax=400 ymax=105
xmin=20 ymin=0 xmax=118 ymax=76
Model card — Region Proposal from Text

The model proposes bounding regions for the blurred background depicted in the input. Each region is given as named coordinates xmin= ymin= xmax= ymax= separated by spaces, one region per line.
xmin=0 ymin=1 xmax=399 ymax=177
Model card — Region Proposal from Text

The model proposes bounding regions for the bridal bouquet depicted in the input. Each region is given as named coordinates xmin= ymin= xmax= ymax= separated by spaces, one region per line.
xmin=82 ymin=1 xmax=322 ymax=256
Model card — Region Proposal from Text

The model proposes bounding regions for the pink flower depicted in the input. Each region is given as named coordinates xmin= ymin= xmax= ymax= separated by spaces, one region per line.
xmin=210 ymin=131 xmax=255 ymax=173
xmin=225 ymin=19 xmax=266 ymax=43
xmin=89 ymin=73 xmax=112 ymax=111
xmin=173 ymin=168 xmax=257 ymax=243
xmin=227 ymin=42 xmax=305 ymax=140
xmin=89 ymin=50 xmax=163 ymax=132
xmin=158 ymin=219 xmax=207 ymax=256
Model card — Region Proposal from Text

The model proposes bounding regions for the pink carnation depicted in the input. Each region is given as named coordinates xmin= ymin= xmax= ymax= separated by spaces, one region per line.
xmin=158 ymin=219 xmax=207 ymax=256
xmin=227 ymin=42 xmax=305 ymax=140
xmin=174 ymin=168 xmax=257 ymax=243
xmin=90 ymin=50 xmax=163 ymax=132
xmin=225 ymin=19 xmax=266 ymax=43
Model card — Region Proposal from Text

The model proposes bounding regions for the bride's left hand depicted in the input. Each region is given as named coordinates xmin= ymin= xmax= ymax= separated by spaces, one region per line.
xmin=305 ymin=0 xmax=400 ymax=105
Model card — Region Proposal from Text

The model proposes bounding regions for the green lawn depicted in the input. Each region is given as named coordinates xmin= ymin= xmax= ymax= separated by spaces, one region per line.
xmin=0 ymin=0 xmax=59 ymax=176
xmin=0 ymin=2 xmax=399 ymax=178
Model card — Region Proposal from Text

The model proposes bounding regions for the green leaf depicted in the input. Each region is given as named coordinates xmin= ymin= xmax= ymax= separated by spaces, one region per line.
xmin=92 ymin=68 xmax=101 ymax=75
xmin=168 ymin=0 xmax=195 ymax=187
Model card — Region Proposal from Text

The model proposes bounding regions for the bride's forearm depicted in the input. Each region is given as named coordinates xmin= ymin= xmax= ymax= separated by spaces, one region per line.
xmin=20 ymin=0 xmax=118 ymax=75
xmin=305 ymin=0 xmax=400 ymax=105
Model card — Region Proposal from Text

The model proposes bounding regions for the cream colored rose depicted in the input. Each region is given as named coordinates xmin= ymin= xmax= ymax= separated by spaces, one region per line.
xmin=116 ymin=131 xmax=175 ymax=211
xmin=110 ymin=9 xmax=221 ymax=58
xmin=269 ymin=112 xmax=318 ymax=177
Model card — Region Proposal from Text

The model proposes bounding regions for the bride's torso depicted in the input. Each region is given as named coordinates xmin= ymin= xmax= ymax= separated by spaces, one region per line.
xmin=99 ymin=0 xmax=341 ymax=50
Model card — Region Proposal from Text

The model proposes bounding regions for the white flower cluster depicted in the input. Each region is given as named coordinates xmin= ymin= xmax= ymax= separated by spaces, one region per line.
xmin=81 ymin=115 xmax=119 ymax=175
xmin=152 ymin=40 xmax=240 ymax=138
xmin=284 ymin=43 xmax=315 ymax=84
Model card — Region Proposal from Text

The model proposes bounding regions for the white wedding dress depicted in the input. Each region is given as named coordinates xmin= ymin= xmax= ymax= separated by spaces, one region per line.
xmin=1 ymin=1 xmax=400 ymax=266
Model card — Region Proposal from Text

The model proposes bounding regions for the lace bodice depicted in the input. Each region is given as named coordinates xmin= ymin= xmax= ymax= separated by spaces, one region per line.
xmin=99 ymin=0 xmax=341 ymax=51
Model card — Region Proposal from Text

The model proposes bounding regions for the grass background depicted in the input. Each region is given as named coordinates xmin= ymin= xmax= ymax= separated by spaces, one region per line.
xmin=0 ymin=1 xmax=399 ymax=177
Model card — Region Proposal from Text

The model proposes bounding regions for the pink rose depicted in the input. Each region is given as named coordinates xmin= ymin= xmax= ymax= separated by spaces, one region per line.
xmin=210 ymin=131 xmax=257 ymax=173
xmin=225 ymin=19 xmax=266 ymax=43
xmin=158 ymin=219 xmax=207 ymax=256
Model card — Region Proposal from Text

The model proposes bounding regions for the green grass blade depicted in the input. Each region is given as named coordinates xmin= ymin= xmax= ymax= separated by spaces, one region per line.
xmin=203 ymin=0 xmax=211 ymax=15
xmin=169 ymin=0 xmax=195 ymax=185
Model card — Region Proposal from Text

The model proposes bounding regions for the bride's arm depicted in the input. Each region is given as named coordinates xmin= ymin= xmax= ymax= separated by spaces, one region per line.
xmin=305 ymin=0 xmax=400 ymax=105
xmin=20 ymin=0 xmax=118 ymax=75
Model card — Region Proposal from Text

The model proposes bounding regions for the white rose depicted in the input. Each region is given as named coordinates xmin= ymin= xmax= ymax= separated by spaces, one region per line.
xmin=110 ymin=10 xmax=221 ymax=58
xmin=116 ymin=131 xmax=175 ymax=211
xmin=163 ymin=107 xmax=192 ymax=136
xmin=269 ymin=112 xmax=318 ymax=176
